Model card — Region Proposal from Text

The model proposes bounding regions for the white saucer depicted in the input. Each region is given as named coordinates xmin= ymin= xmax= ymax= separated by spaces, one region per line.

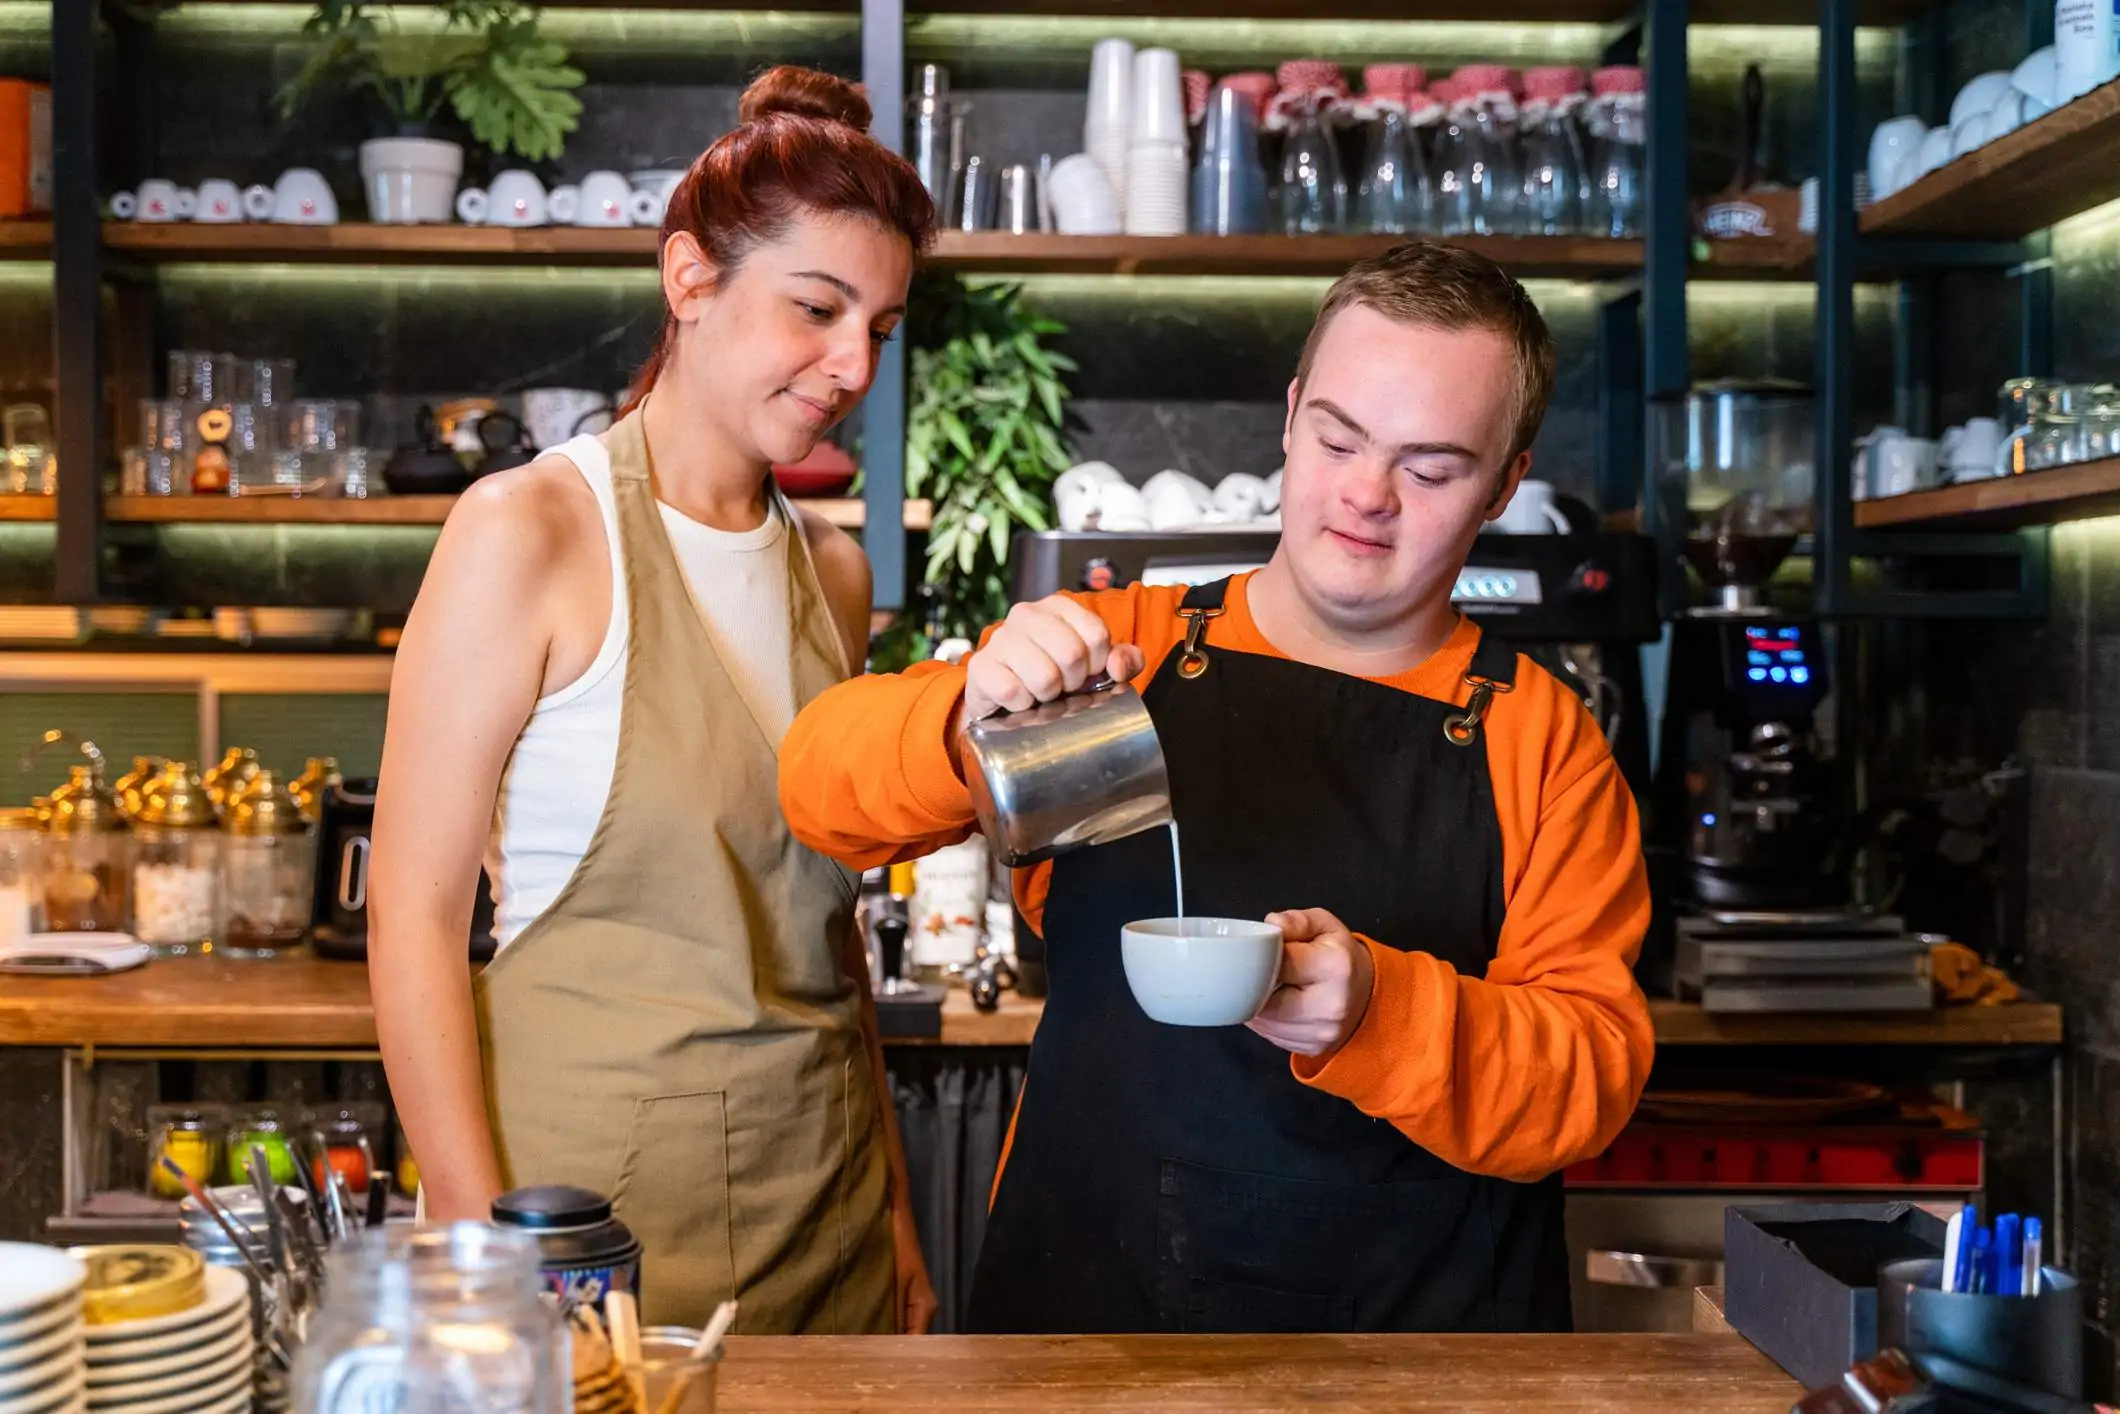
xmin=0 ymin=1343 xmax=84 ymax=1400
xmin=86 ymin=1322 xmax=248 ymax=1388
xmin=86 ymin=1302 xmax=244 ymax=1366
xmin=84 ymin=1342 xmax=249 ymax=1404
xmin=0 ymin=1297 xmax=79 ymax=1349
xmin=14 ymin=1365 xmax=85 ymax=1414
xmin=84 ymin=1267 xmax=246 ymax=1345
xmin=86 ymin=1356 xmax=247 ymax=1412
xmin=0 ymin=1316 xmax=82 ymax=1374
xmin=0 ymin=1245 xmax=87 ymax=1323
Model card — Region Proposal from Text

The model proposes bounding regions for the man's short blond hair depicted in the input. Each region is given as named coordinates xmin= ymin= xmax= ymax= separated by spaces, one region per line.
xmin=1295 ymin=240 xmax=1557 ymax=466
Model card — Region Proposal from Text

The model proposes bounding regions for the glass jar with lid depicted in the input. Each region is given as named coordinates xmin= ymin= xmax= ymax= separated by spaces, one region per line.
xmin=221 ymin=770 xmax=315 ymax=957
xmin=291 ymin=1223 xmax=569 ymax=1414
xmin=132 ymin=761 xmax=223 ymax=956
xmin=203 ymin=746 xmax=260 ymax=814
xmin=0 ymin=808 xmax=41 ymax=942
xmin=291 ymin=756 xmax=342 ymax=823
xmin=43 ymin=759 xmax=130 ymax=932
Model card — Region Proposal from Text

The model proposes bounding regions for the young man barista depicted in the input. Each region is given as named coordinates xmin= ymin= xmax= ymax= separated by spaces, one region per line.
xmin=779 ymin=241 xmax=1655 ymax=1334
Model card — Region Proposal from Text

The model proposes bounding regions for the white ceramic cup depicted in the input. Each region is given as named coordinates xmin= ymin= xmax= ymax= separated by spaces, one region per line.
xmin=483 ymin=170 xmax=548 ymax=227
xmin=241 ymin=184 xmax=275 ymax=220
xmin=1950 ymin=70 xmax=2014 ymax=129
xmin=1989 ymin=88 xmax=2027 ymax=138
xmin=1942 ymin=417 xmax=2004 ymax=473
xmin=1212 ymin=472 xmax=1267 ymax=521
xmin=271 ymin=169 xmax=339 ymax=225
xmin=1951 ymin=111 xmax=1990 ymax=159
xmin=1916 ymin=125 xmax=1954 ymax=177
xmin=108 ymin=190 xmax=137 ymax=219
xmin=134 ymin=178 xmax=190 ymax=223
xmin=627 ymin=186 xmax=665 ymax=227
xmin=193 ymin=178 xmax=243 ymax=224
xmin=1048 ymin=154 xmax=1122 ymax=235
xmin=1867 ymin=116 xmax=1928 ymax=200
xmin=1493 ymin=478 xmax=1570 ymax=534
xmin=1121 ymin=917 xmax=1284 ymax=1027
xmin=2013 ymin=45 xmax=2059 ymax=109
xmin=557 ymin=170 xmax=632 ymax=227
xmin=455 ymin=187 xmax=490 ymax=224
xmin=1872 ymin=431 xmax=1940 ymax=498
xmin=521 ymin=387 xmax=612 ymax=449
xmin=1095 ymin=481 xmax=1150 ymax=531
xmin=1261 ymin=468 xmax=1283 ymax=514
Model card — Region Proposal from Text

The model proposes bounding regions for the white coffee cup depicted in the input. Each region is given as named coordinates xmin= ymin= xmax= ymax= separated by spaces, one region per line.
xmin=271 ymin=168 xmax=339 ymax=225
xmin=193 ymin=178 xmax=243 ymax=224
xmin=1493 ymin=478 xmax=1570 ymax=534
xmin=108 ymin=190 xmax=137 ymax=219
xmin=1951 ymin=111 xmax=1990 ymax=159
xmin=627 ymin=186 xmax=665 ymax=227
xmin=1989 ymin=88 xmax=2027 ymax=138
xmin=464 ymin=170 xmax=547 ymax=227
xmin=1212 ymin=472 xmax=1267 ymax=521
xmin=1942 ymin=417 xmax=2004 ymax=474
xmin=1916 ymin=125 xmax=1954 ymax=177
xmin=521 ymin=387 xmax=613 ymax=449
xmin=2013 ymin=45 xmax=2059 ymax=109
xmin=628 ymin=168 xmax=685 ymax=198
xmin=1867 ymin=116 xmax=1928 ymax=200
xmin=1094 ymin=481 xmax=1150 ymax=531
xmin=1121 ymin=917 xmax=1283 ymax=1027
xmin=554 ymin=170 xmax=631 ymax=227
xmin=1950 ymin=71 xmax=2014 ymax=129
xmin=134 ymin=178 xmax=192 ymax=223
xmin=1869 ymin=429 xmax=1939 ymax=498
xmin=241 ymin=184 xmax=275 ymax=220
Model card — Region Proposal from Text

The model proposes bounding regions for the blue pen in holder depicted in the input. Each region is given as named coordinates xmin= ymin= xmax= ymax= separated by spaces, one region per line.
xmin=1877 ymin=1257 xmax=2083 ymax=1399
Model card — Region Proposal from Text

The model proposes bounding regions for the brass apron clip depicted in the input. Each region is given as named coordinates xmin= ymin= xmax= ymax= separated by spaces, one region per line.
xmin=1176 ymin=605 xmax=1224 ymax=679
xmin=1444 ymin=672 xmax=1513 ymax=746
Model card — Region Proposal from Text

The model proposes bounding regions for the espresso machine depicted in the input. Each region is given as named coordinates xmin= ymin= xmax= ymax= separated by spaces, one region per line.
xmin=1647 ymin=381 xmax=1929 ymax=1010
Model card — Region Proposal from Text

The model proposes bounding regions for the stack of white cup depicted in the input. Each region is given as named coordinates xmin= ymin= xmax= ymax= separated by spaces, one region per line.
xmin=1086 ymin=38 xmax=1134 ymax=216
xmin=1125 ymin=47 xmax=1188 ymax=235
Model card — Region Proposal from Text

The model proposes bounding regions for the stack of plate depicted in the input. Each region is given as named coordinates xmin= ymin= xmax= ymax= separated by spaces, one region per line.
xmin=83 ymin=1266 xmax=252 ymax=1414
xmin=0 ymin=1243 xmax=87 ymax=1414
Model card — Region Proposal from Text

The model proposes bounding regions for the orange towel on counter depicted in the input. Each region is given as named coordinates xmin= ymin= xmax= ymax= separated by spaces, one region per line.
xmin=1931 ymin=940 xmax=2021 ymax=1005
xmin=779 ymin=573 xmax=1655 ymax=1184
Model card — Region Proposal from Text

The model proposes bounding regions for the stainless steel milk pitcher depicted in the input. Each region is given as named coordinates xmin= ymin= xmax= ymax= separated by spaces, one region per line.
xmin=960 ymin=678 xmax=1172 ymax=866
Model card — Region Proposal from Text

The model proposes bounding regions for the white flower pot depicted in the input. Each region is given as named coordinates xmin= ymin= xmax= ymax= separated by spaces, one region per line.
xmin=358 ymin=137 xmax=464 ymax=224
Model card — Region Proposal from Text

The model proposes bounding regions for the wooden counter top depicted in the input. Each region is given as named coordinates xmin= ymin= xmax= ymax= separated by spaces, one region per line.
xmin=711 ymin=1333 xmax=1801 ymax=1412
xmin=0 ymin=952 xmax=2061 ymax=1051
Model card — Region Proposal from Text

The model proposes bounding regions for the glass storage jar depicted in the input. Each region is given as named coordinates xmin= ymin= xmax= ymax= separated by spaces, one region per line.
xmin=0 ymin=807 xmax=42 ymax=941
xmin=290 ymin=1223 xmax=569 ymax=1414
xmin=148 ymin=1104 xmax=227 ymax=1200
xmin=43 ymin=762 xmax=130 ymax=932
xmin=221 ymin=769 xmax=315 ymax=957
xmin=132 ymin=761 xmax=223 ymax=956
xmin=111 ymin=756 xmax=164 ymax=821
xmin=203 ymin=746 xmax=260 ymax=813
xmin=291 ymin=756 xmax=342 ymax=823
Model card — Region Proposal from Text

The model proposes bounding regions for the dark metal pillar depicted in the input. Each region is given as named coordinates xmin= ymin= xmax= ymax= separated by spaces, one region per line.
xmin=1597 ymin=290 xmax=1643 ymax=515
xmin=861 ymin=0 xmax=908 ymax=615
xmin=1642 ymin=0 xmax=1687 ymax=616
xmin=1813 ymin=0 xmax=1858 ymax=616
xmin=52 ymin=0 xmax=101 ymax=604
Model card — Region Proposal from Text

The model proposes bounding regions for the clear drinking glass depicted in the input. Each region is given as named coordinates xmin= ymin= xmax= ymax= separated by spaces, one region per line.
xmin=251 ymin=358 xmax=296 ymax=410
xmin=1277 ymin=99 xmax=1347 ymax=234
xmin=1353 ymin=107 xmax=1433 ymax=234
xmin=2028 ymin=414 xmax=2084 ymax=469
xmin=3 ymin=404 xmax=54 ymax=495
xmin=291 ymin=1225 xmax=570 ymax=1414
xmin=1519 ymin=101 xmax=1587 ymax=235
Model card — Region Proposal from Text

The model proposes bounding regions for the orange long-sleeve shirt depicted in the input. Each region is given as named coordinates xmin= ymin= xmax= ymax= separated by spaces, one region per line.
xmin=780 ymin=574 xmax=1655 ymax=1183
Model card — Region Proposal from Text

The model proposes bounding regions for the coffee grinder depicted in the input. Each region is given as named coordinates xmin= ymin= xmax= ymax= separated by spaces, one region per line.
xmin=1650 ymin=380 xmax=1843 ymax=912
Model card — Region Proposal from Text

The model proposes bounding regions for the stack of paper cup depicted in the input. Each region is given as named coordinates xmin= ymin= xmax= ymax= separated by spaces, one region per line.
xmin=1126 ymin=46 xmax=1187 ymax=235
xmin=1048 ymin=154 xmax=1123 ymax=234
xmin=1085 ymin=38 xmax=1134 ymax=212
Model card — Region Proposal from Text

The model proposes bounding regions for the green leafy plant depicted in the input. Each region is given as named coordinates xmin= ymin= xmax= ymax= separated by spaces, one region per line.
xmin=903 ymin=275 xmax=1077 ymax=648
xmin=276 ymin=1 xmax=583 ymax=163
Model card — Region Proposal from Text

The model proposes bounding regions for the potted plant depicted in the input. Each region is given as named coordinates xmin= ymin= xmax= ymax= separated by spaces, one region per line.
xmin=277 ymin=0 xmax=584 ymax=224
xmin=896 ymin=275 xmax=1078 ymax=656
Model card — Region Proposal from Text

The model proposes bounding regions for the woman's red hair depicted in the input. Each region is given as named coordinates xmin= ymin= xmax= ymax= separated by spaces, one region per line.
xmin=621 ymin=66 xmax=938 ymax=413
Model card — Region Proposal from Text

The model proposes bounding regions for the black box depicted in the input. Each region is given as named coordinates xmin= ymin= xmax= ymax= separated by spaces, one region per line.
xmin=1724 ymin=1202 xmax=1949 ymax=1389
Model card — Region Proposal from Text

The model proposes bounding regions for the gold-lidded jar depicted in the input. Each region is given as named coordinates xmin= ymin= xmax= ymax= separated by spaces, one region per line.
xmin=132 ymin=761 xmax=224 ymax=956
xmin=221 ymin=770 xmax=314 ymax=958
xmin=70 ymin=1244 xmax=206 ymax=1325
xmin=0 ymin=806 xmax=42 ymax=940
xmin=43 ymin=760 xmax=130 ymax=933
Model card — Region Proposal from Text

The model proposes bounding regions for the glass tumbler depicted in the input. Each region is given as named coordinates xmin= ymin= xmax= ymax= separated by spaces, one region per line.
xmin=3 ymin=403 xmax=54 ymax=495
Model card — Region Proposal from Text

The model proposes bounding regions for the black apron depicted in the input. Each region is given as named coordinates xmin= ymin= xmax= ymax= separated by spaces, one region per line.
xmin=966 ymin=578 xmax=1572 ymax=1335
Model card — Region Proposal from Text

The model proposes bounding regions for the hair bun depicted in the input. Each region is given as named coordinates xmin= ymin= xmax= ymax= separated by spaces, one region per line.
xmin=739 ymin=65 xmax=873 ymax=131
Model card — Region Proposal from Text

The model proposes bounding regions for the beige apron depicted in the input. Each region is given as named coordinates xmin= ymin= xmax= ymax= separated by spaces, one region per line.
xmin=474 ymin=407 xmax=895 ymax=1334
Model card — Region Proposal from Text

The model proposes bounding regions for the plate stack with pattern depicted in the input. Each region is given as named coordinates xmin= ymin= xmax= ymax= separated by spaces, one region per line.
xmin=0 ymin=1244 xmax=87 ymax=1414
xmin=76 ymin=1249 xmax=253 ymax=1414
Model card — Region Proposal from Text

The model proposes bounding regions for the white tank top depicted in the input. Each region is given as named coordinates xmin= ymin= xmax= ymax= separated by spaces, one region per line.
xmin=485 ymin=433 xmax=801 ymax=949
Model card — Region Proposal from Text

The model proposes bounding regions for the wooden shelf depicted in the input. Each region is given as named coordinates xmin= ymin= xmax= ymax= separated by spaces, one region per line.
xmin=103 ymin=223 xmax=1643 ymax=278
xmin=0 ymin=219 xmax=49 ymax=256
xmin=105 ymin=494 xmax=931 ymax=531
xmin=171 ymin=0 xmax=1929 ymax=20
xmin=1648 ymin=999 xmax=2062 ymax=1047
xmin=1694 ymin=234 xmax=1814 ymax=277
xmin=1853 ymin=457 xmax=2120 ymax=530
xmin=1861 ymin=78 xmax=2120 ymax=240
xmin=0 ymin=495 xmax=54 ymax=521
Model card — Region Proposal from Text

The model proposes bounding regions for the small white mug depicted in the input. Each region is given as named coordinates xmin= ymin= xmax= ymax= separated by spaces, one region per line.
xmin=1869 ymin=430 xmax=1939 ymax=498
xmin=1492 ymin=479 xmax=1570 ymax=534
xmin=1942 ymin=417 xmax=2004 ymax=475
xmin=271 ymin=168 xmax=339 ymax=225
xmin=555 ymin=170 xmax=632 ymax=227
xmin=134 ymin=178 xmax=192 ymax=223
xmin=482 ymin=170 xmax=548 ymax=227
xmin=193 ymin=178 xmax=243 ymax=224
xmin=627 ymin=186 xmax=665 ymax=227
xmin=241 ymin=184 xmax=276 ymax=220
